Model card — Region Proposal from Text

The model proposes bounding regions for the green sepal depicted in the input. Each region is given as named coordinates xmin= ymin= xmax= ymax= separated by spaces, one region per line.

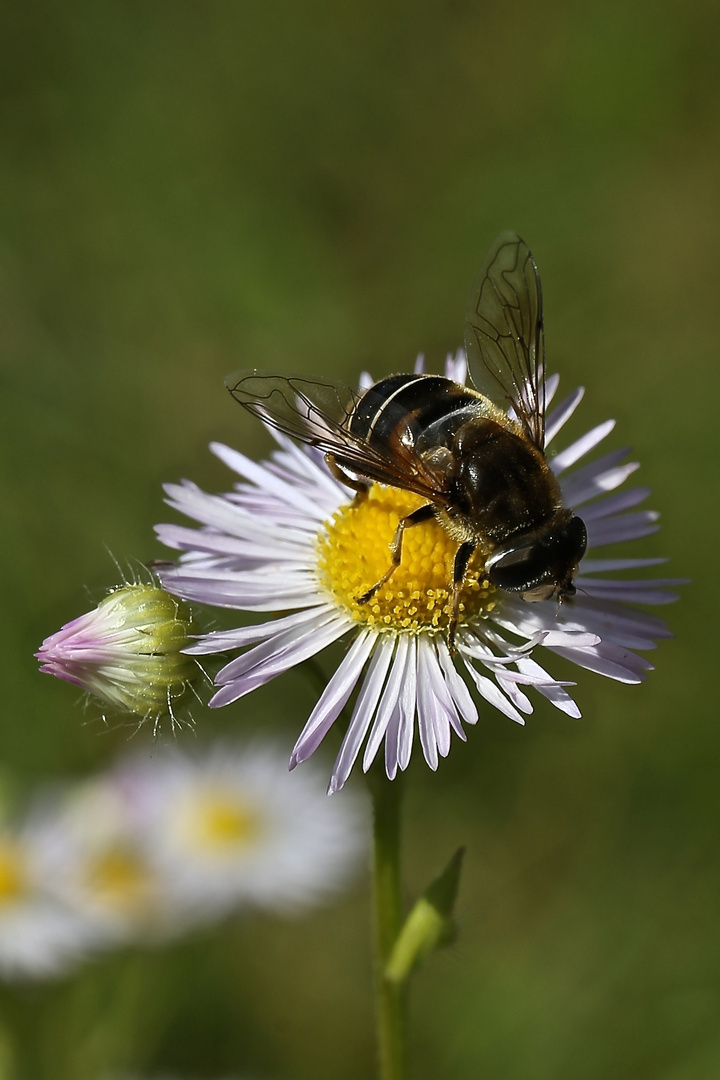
xmin=385 ymin=846 xmax=465 ymax=985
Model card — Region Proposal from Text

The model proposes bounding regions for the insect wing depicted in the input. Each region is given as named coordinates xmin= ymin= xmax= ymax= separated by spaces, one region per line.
xmin=464 ymin=232 xmax=546 ymax=449
xmin=228 ymin=372 xmax=358 ymax=445
xmin=227 ymin=372 xmax=450 ymax=502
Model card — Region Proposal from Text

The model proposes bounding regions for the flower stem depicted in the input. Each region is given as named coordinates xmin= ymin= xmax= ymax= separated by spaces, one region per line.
xmin=368 ymin=769 xmax=407 ymax=1080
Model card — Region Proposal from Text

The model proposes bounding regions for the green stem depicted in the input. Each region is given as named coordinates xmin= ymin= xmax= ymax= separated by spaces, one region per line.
xmin=369 ymin=768 xmax=407 ymax=1080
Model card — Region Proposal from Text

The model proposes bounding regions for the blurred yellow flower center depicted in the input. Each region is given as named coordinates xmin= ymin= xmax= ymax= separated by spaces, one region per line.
xmin=317 ymin=487 xmax=496 ymax=633
xmin=0 ymin=841 xmax=28 ymax=904
xmin=193 ymin=793 xmax=260 ymax=850
xmin=86 ymin=847 xmax=151 ymax=910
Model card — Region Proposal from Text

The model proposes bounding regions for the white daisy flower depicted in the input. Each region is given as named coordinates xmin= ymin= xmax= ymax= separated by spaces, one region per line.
xmin=0 ymin=821 xmax=102 ymax=979
xmin=107 ymin=741 xmax=367 ymax=920
xmin=155 ymin=354 xmax=680 ymax=793
xmin=29 ymin=776 xmax=172 ymax=946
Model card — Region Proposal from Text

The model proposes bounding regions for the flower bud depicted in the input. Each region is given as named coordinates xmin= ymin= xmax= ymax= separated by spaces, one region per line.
xmin=36 ymin=584 xmax=198 ymax=724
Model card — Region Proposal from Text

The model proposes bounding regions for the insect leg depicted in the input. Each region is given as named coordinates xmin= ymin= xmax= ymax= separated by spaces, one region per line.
xmin=356 ymin=502 xmax=436 ymax=605
xmin=325 ymin=453 xmax=370 ymax=495
xmin=448 ymin=541 xmax=476 ymax=653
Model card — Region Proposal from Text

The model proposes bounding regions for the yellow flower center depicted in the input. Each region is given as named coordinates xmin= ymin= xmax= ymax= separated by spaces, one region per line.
xmin=85 ymin=847 xmax=152 ymax=911
xmin=192 ymin=792 xmax=260 ymax=851
xmin=0 ymin=840 xmax=28 ymax=904
xmin=316 ymin=487 xmax=497 ymax=634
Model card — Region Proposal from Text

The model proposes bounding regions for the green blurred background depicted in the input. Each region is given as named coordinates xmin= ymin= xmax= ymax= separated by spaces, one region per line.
xmin=1 ymin=1 xmax=717 ymax=1077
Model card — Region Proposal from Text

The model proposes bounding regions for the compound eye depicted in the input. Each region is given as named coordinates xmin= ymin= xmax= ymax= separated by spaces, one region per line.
xmin=486 ymin=543 xmax=548 ymax=592
xmin=567 ymin=515 xmax=588 ymax=559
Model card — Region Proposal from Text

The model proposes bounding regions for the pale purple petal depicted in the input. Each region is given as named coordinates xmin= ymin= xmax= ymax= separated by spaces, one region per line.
xmin=161 ymin=565 xmax=320 ymax=611
xmin=215 ymin=611 xmax=351 ymax=685
xmin=494 ymin=670 xmax=533 ymax=714
xmin=417 ymin=637 xmax=457 ymax=768
xmin=416 ymin=640 xmax=439 ymax=771
xmin=586 ymin=511 xmax=660 ymax=547
xmin=514 ymin=656 xmax=581 ymax=717
xmin=436 ymin=639 xmax=478 ymax=728
xmin=579 ymin=487 xmax=652 ymax=521
xmin=559 ymin=447 xmax=637 ymax=504
xmin=209 ymin=614 xmax=352 ymax=707
xmin=210 ymin=443 xmax=335 ymax=520
xmin=363 ymin=637 xmax=407 ymax=772
xmin=423 ymin=650 xmax=459 ymax=754
xmin=580 ymin=557 xmax=667 ymax=573
xmin=424 ymin=640 xmax=467 ymax=742
xmin=578 ymin=578 xmax=684 ymax=605
xmin=329 ymin=637 xmax=395 ymax=794
xmin=184 ymin=606 xmax=331 ymax=655
xmin=544 ymin=387 xmax=584 ymax=447
xmin=544 ymin=371 xmax=560 ymax=405
xmin=290 ymin=631 xmax=376 ymax=767
xmin=384 ymin=703 xmax=402 ymax=781
xmin=495 ymin=596 xmax=671 ymax=652
xmin=445 ymin=350 xmax=467 ymax=384
xmin=397 ymin=637 xmax=417 ymax=772
xmin=548 ymin=639 xmax=653 ymax=683
xmin=551 ymin=420 xmax=616 ymax=474
xmin=460 ymin=656 xmax=525 ymax=725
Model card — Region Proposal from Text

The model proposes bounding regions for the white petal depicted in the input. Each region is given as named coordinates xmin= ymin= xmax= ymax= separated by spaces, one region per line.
xmin=185 ymin=606 xmax=331 ymax=655
xmin=290 ymin=631 xmax=376 ymax=767
xmin=210 ymin=616 xmax=352 ymax=707
xmin=578 ymin=577 xmax=684 ymax=605
xmin=544 ymin=387 xmax=584 ymax=447
xmin=416 ymin=639 xmax=439 ymax=769
xmin=397 ymin=637 xmax=417 ymax=771
xmin=495 ymin=669 xmax=533 ymax=713
xmin=587 ymin=512 xmax=660 ymax=547
xmin=210 ymin=443 xmax=330 ymax=520
xmin=579 ymin=487 xmax=652 ymax=521
xmin=579 ymin=557 xmax=667 ymax=573
xmin=436 ymin=639 xmax=478 ymax=727
xmin=544 ymin=371 xmax=561 ymax=405
xmin=215 ymin=610 xmax=342 ymax=683
xmin=550 ymin=419 xmax=616 ymax=473
xmin=163 ymin=567 xmax=321 ymax=612
xmin=384 ymin=703 xmax=402 ymax=781
xmin=559 ymin=447 xmax=636 ymax=504
xmin=363 ymin=637 xmax=407 ymax=772
xmin=514 ymin=656 xmax=581 ymax=717
xmin=461 ymin=657 xmax=525 ymax=724
xmin=548 ymin=639 xmax=653 ymax=683
xmin=422 ymin=639 xmax=464 ymax=745
xmin=329 ymin=638 xmax=395 ymax=793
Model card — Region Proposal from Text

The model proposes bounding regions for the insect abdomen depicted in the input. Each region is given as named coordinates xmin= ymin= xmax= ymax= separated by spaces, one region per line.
xmin=349 ymin=375 xmax=480 ymax=452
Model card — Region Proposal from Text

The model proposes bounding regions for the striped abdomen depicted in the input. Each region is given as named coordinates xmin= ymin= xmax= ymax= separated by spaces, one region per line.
xmin=348 ymin=374 xmax=482 ymax=453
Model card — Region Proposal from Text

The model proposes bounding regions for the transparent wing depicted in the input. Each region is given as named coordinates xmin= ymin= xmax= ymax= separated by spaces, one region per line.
xmin=464 ymin=232 xmax=546 ymax=449
xmin=227 ymin=372 xmax=451 ymax=503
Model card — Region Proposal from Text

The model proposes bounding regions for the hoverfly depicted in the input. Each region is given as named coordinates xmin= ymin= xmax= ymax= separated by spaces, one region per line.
xmin=228 ymin=233 xmax=587 ymax=649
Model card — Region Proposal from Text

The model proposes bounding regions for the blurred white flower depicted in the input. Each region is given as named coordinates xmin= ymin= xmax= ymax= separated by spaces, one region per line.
xmin=110 ymin=741 xmax=368 ymax=921
xmin=0 ymin=823 xmax=99 ymax=979
xmin=29 ymin=777 xmax=170 ymax=945
xmin=8 ymin=740 xmax=366 ymax=970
